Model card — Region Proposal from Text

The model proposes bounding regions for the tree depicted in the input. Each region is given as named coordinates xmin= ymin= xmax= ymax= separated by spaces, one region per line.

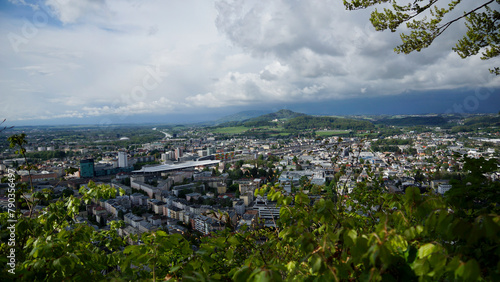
xmin=414 ymin=169 xmax=425 ymax=182
xmin=296 ymin=163 xmax=303 ymax=171
xmin=344 ymin=0 xmax=500 ymax=74
xmin=8 ymin=134 xmax=37 ymax=217
xmin=61 ymin=187 xmax=74 ymax=198
xmin=445 ymin=156 xmax=500 ymax=216
xmin=2 ymin=179 xmax=500 ymax=280
xmin=266 ymin=168 xmax=275 ymax=182
xmin=0 ymin=119 xmax=13 ymax=133
xmin=299 ymin=175 xmax=310 ymax=188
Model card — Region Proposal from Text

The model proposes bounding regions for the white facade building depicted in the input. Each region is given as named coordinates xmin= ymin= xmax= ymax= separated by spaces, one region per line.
xmin=438 ymin=184 xmax=452 ymax=195
xmin=118 ymin=151 xmax=128 ymax=168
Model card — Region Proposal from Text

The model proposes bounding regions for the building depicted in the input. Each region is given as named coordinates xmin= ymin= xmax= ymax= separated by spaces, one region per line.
xmin=240 ymin=191 xmax=254 ymax=206
xmin=253 ymin=196 xmax=280 ymax=225
xmin=167 ymin=171 xmax=194 ymax=184
xmin=217 ymin=183 xmax=227 ymax=194
xmin=118 ymin=151 xmax=128 ymax=168
xmin=239 ymin=182 xmax=258 ymax=194
xmin=185 ymin=192 xmax=202 ymax=201
xmin=175 ymin=148 xmax=183 ymax=160
xmin=20 ymin=171 xmax=57 ymax=182
xmin=430 ymin=179 xmax=450 ymax=190
xmin=161 ymin=151 xmax=175 ymax=162
xmin=234 ymin=200 xmax=246 ymax=215
xmin=165 ymin=205 xmax=183 ymax=220
xmin=147 ymin=199 xmax=165 ymax=215
xmin=132 ymin=160 xmax=220 ymax=175
xmin=171 ymin=183 xmax=196 ymax=197
xmin=437 ymin=184 xmax=452 ymax=195
xmin=124 ymin=213 xmax=144 ymax=228
xmin=80 ymin=158 xmax=132 ymax=178
xmin=80 ymin=159 xmax=95 ymax=178
xmin=191 ymin=214 xmax=223 ymax=235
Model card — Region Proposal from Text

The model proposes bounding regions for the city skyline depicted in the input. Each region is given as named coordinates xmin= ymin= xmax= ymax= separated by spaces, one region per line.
xmin=1 ymin=0 xmax=499 ymax=126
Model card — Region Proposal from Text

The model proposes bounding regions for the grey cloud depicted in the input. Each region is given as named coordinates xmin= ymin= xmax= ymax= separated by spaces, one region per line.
xmin=215 ymin=0 xmax=344 ymax=58
xmin=288 ymin=48 xmax=348 ymax=78
xmin=213 ymin=0 xmax=500 ymax=96
xmin=260 ymin=69 xmax=278 ymax=81
xmin=1 ymin=0 xmax=499 ymax=122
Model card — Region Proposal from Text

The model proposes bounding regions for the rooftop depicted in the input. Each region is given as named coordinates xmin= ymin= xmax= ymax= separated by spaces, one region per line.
xmin=132 ymin=160 xmax=220 ymax=173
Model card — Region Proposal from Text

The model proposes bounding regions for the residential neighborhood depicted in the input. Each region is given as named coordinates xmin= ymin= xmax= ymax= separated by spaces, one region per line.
xmin=1 ymin=119 xmax=499 ymax=242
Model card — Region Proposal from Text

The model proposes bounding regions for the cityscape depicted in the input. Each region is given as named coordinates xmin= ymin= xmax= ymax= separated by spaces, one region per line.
xmin=1 ymin=109 xmax=500 ymax=280
xmin=1 ymin=0 xmax=500 ymax=281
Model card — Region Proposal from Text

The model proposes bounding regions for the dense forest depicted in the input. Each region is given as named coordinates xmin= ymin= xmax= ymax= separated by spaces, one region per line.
xmin=374 ymin=116 xmax=449 ymax=127
xmin=216 ymin=109 xmax=307 ymax=128
xmin=283 ymin=116 xmax=375 ymax=131
xmin=450 ymin=115 xmax=500 ymax=133
xmin=246 ymin=109 xmax=306 ymax=123
xmin=463 ymin=115 xmax=500 ymax=127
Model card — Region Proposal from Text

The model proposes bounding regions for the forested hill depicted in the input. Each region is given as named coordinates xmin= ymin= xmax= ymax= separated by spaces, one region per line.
xmin=253 ymin=109 xmax=307 ymax=121
xmin=374 ymin=116 xmax=448 ymax=126
xmin=283 ymin=116 xmax=375 ymax=130
xmin=450 ymin=115 xmax=500 ymax=133
xmin=217 ymin=109 xmax=307 ymax=127
xmin=463 ymin=115 xmax=500 ymax=127
xmin=243 ymin=109 xmax=306 ymax=126
xmin=213 ymin=110 xmax=269 ymax=125
xmin=215 ymin=110 xmax=375 ymax=130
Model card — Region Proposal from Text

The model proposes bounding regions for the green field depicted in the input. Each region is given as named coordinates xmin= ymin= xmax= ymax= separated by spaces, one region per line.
xmin=315 ymin=130 xmax=352 ymax=136
xmin=212 ymin=126 xmax=248 ymax=134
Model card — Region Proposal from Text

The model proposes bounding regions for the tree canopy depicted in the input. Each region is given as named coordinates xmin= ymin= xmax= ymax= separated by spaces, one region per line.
xmin=344 ymin=0 xmax=500 ymax=74
xmin=2 ymin=181 xmax=500 ymax=281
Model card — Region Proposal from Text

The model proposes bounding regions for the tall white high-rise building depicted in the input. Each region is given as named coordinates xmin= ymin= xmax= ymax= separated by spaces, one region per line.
xmin=175 ymin=148 xmax=183 ymax=160
xmin=118 ymin=151 xmax=128 ymax=168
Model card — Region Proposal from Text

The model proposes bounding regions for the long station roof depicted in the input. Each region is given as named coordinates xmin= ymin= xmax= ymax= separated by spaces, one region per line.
xmin=132 ymin=160 xmax=220 ymax=174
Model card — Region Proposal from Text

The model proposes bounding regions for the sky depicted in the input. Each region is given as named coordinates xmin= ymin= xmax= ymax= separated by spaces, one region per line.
xmin=1 ymin=0 xmax=499 ymax=126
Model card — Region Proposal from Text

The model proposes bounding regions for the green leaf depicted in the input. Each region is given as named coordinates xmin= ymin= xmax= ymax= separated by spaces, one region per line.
xmin=233 ymin=266 xmax=253 ymax=281
xmin=310 ymin=255 xmax=323 ymax=274
xmin=417 ymin=243 xmax=436 ymax=259
xmin=344 ymin=229 xmax=357 ymax=247
xmin=228 ymin=235 xmax=240 ymax=246
xmin=456 ymin=259 xmax=481 ymax=281
xmin=412 ymin=258 xmax=430 ymax=276
xmin=226 ymin=248 xmax=234 ymax=260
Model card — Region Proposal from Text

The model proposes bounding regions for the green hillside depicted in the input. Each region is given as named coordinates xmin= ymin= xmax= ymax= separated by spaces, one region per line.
xmin=451 ymin=114 xmax=500 ymax=133
xmin=210 ymin=110 xmax=376 ymax=136
xmin=213 ymin=110 xmax=269 ymax=125
xmin=375 ymin=116 xmax=449 ymax=126
xmin=463 ymin=115 xmax=500 ymax=127
xmin=284 ymin=116 xmax=375 ymax=130
xmin=242 ymin=109 xmax=307 ymax=127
